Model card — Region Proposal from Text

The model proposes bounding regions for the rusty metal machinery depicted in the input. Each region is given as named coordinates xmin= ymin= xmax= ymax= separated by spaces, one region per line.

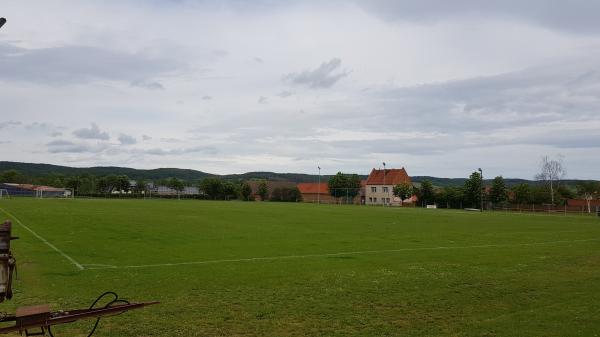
xmin=0 ymin=220 xmax=158 ymax=336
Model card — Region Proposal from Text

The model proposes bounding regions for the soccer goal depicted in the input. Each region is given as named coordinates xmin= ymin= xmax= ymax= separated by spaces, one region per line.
xmin=35 ymin=188 xmax=74 ymax=199
xmin=0 ymin=189 xmax=9 ymax=199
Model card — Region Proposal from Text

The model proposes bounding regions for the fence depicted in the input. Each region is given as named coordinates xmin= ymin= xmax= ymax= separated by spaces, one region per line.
xmin=491 ymin=203 xmax=599 ymax=216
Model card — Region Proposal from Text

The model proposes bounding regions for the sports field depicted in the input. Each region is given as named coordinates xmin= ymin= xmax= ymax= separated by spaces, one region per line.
xmin=0 ymin=198 xmax=599 ymax=336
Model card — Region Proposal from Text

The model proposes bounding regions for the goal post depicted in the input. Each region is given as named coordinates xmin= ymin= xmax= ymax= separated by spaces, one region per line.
xmin=0 ymin=189 xmax=8 ymax=199
xmin=64 ymin=188 xmax=74 ymax=199
xmin=35 ymin=188 xmax=74 ymax=199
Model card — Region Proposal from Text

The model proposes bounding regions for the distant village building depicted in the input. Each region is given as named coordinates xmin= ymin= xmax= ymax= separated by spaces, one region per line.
xmin=297 ymin=182 xmax=365 ymax=204
xmin=365 ymin=168 xmax=412 ymax=206
xmin=297 ymin=182 xmax=335 ymax=203
xmin=151 ymin=185 xmax=199 ymax=196
xmin=0 ymin=183 xmax=69 ymax=197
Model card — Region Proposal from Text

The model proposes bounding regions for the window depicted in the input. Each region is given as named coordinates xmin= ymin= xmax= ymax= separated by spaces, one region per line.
xmin=371 ymin=186 xmax=377 ymax=193
xmin=383 ymin=187 xmax=389 ymax=193
xmin=374 ymin=197 xmax=377 ymax=203
xmin=369 ymin=197 xmax=372 ymax=202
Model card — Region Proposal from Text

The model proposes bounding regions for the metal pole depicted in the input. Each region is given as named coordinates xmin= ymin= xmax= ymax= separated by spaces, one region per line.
xmin=317 ymin=166 xmax=321 ymax=204
xmin=383 ymin=162 xmax=386 ymax=206
xmin=478 ymin=168 xmax=483 ymax=212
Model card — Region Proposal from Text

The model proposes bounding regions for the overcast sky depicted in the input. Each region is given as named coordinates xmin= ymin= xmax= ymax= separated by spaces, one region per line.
xmin=1 ymin=1 xmax=600 ymax=178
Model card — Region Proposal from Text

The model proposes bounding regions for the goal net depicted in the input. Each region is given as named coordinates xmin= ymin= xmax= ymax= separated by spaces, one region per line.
xmin=0 ymin=189 xmax=8 ymax=199
xmin=35 ymin=188 xmax=74 ymax=199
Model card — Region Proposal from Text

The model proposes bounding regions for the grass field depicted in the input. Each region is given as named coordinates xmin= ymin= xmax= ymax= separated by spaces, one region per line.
xmin=0 ymin=198 xmax=599 ymax=336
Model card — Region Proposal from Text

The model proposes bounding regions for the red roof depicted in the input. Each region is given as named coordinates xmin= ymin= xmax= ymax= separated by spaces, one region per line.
xmin=567 ymin=199 xmax=600 ymax=207
xmin=365 ymin=168 xmax=411 ymax=185
xmin=297 ymin=182 xmax=329 ymax=194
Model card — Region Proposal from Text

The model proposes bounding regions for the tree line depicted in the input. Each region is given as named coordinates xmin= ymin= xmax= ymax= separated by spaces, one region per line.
xmin=0 ymin=169 xmax=303 ymax=202
xmin=410 ymin=173 xmax=599 ymax=210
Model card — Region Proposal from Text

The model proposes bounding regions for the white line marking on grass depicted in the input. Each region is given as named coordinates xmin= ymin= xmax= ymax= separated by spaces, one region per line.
xmin=84 ymin=238 xmax=600 ymax=270
xmin=0 ymin=207 xmax=84 ymax=271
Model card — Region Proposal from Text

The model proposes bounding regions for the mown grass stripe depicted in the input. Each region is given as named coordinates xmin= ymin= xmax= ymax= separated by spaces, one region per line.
xmin=0 ymin=207 xmax=84 ymax=271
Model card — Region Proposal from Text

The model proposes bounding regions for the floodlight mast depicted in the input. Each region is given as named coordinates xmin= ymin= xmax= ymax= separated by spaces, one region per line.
xmin=382 ymin=162 xmax=386 ymax=206
xmin=478 ymin=168 xmax=483 ymax=212
xmin=317 ymin=166 xmax=321 ymax=204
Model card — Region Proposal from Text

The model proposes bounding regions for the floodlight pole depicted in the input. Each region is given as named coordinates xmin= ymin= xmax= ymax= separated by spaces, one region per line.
xmin=382 ymin=162 xmax=386 ymax=207
xmin=317 ymin=166 xmax=321 ymax=204
xmin=478 ymin=168 xmax=483 ymax=212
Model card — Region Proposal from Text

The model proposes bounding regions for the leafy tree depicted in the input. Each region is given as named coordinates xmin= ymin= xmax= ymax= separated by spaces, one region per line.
xmin=222 ymin=181 xmax=238 ymax=200
xmin=134 ymin=179 xmax=147 ymax=194
xmin=65 ymin=176 xmax=82 ymax=196
xmin=436 ymin=186 xmax=464 ymax=209
xmin=117 ymin=175 xmax=131 ymax=192
xmin=106 ymin=175 xmax=120 ymax=193
xmin=96 ymin=176 xmax=109 ymax=194
xmin=531 ymin=185 xmax=552 ymax=204
xmin=463 ymin=171 xmax=483 ymax=208
xmin=393 ymin=182 xmax=413 ymax=206
xmin=199 ymin=177 xmax=223 ymax=200
xmin=0 ymin=170 xmax=27 ymax=183
xmin=576 ymin=181 xmax=600 ymax=213
xmin=419 ymin=180 xmax=435 ymax=206
xmin=557 ymin=185 xmax=576 ymax=201
xmin=328 ymin=172 xmax=361 ymax=203
xmin=239 ymin=182 xmax=253 ymax=201
xmin=257 ymin=180 xmax=269 ymax=201
xmin=489 ymin=176 xmax=508 ymax=205
xmin=511 ymin=183 xmax=531 ymax=204
xmin=270 ymin=187 xmax=302 ymax=202
xmin=168 ymin=178 xmax=185 ymax=193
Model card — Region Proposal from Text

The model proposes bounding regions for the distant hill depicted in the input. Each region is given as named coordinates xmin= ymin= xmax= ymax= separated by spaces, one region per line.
xmin=411 ymin=176 xmax=591 ymax=188
xmin=0 ymin=161 xmax=214 ymax=182
xmin=0 ymin=161 xmax=595 ymax=186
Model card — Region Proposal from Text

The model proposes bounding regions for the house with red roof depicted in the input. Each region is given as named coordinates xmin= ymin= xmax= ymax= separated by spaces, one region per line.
xmin=297 ymin=182 xmax=337 ymax=203
xmin=365 ymin=167 xmax=412 ymax=206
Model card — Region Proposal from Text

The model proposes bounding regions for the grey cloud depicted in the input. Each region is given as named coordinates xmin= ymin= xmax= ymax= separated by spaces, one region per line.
xmin=46 ymin=140 xmax=104 ymax=153
xmin=369 ymin=58 xmax=600 ymax=133
xmin=50 ymin=131 xmax=63 ymax=137
xmin=73 ymin=123 xmax=110 ymax=140
xmin=142 ymin=135 xmax=152 ymax=140
xmin=202 ymin=95 xmax=213 ymax=100
xmin=141 ymin=145 xmax=217 ymax=156
xmin=130 ymin=79 xmax=165 ymax=90
xmin=118 ymin=133 xmax=137 ymax=145
xmin=283 ymin=58 xmax=348 ymax=88
xmin=0 ymin=121 xmax=21 ymax=129
xmin=253 ymin=57 xmax=264 ymax=63
xmin=358 ymin=0 xmax=600 ymax=35
xmin=0 ymin=43 xmax=180 ymax=84
xmin=160 ymin=137 xmax=183 ymax=143
xmin=276 ymin=90 xmax=294 ymax=98
xmin=258 ymin=96 xmax=268 ymax=104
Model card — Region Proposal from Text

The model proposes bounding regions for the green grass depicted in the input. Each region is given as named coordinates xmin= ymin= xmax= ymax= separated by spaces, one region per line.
xmin=0 ymin=198 xmax=599 ymax=336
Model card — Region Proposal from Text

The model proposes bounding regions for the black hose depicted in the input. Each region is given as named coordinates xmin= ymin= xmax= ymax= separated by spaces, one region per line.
xmin=48 ymin=292 xmax=130 ymax=337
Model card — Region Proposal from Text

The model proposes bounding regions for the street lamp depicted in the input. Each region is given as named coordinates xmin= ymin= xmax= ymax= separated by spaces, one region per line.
xmin=317 ymin=166 xmax=321 ymax=204
xmin=382 ymin=162 xmax=386 ymax=206
xmin=478 ymin=168 xmax=483 ymax=212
